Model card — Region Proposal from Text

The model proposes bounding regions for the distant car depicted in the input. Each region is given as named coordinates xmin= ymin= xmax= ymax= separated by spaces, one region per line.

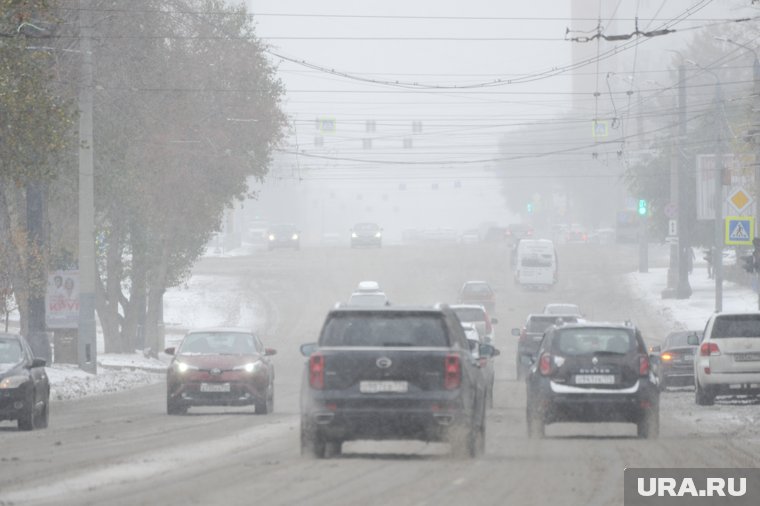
xmin=525 ymin=322 xmax=660 ymax=439
xmin=513 ymin=314 xmax=579 ymax=380
xmin=566 ymin=224 xmax=588 ymax=243
xmin=451 ymin=304 xmax=497 ymax=344
xmin=458 ymin=281 xmax=495 ymax=314
xmin=650 ymin=330 xmax=700 ymax=390
xmin=543 ymin=303 xmax=582 ymax=318
xmin=422 ymin=228 xmax=458 ymax=243
xmin=347 ymin=291 xmax=390 ymax=307
xmin=483 ymin=226 xmax=508 ymax=243
xmin=356 ymin=281 xmax=381 ymax=293
xmin=351 ymin=222 xmax=382 ymax=248
xmin=506 ymin=223 xmax=534 ymax=245
xmin=246 ymin=220 xmax=269 ymax=245
xmin=0 ymin=333 xmax=50 ymax=431
xmin=589 ymin=228 xmax=615 ymax=244
xmin=460 ymin=229 xmax=480 ymax=244
xmin=267 ymin=224 xmax=300 ymax=250
xmin=165 ymin=328 xmax=276 ymax=415
xmin=694 ymin=312 xmax=760 ymax=405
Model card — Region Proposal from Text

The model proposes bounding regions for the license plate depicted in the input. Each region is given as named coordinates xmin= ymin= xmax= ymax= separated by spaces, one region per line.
xmin=200 ymin=382 xmax=230 ymax=393
xmin=681 ymin=354 xmax=694 ymax=362
xmin=359 ymin=381 xmax=408 ymax=394
xmin=574 ymin=374 xmax=615 ymax=385
xmin=734 ymin=353 xmax=760 ymax=362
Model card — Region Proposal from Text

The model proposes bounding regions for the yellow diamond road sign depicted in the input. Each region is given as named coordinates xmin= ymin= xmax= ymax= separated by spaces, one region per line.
xmin=729 ymin=188 xmax=752 ymax=212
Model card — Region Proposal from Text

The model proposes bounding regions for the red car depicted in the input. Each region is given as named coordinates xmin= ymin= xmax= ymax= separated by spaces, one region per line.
xmin=458 ymin=281 xmax=495 ymax=314
xmin=165 ymin=328 xmax=276 ymax=415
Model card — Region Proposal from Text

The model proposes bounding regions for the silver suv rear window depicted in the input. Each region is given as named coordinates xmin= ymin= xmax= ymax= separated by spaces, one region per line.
xmin=712 ymin=315 xmax=760 ymax=338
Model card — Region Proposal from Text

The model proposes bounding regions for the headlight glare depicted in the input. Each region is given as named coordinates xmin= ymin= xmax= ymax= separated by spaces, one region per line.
xmin=234 ymin=362 xmax=260 ymax=373
xmin=175 ymin=361 xmax=189 ymax=373
xmin=0 ymin=375 xmax=28 ymax=389
xmin=291 ymin=234 xmax=299 ymax=240
xmin=268 ymin=234 xmax=275 ymax=241
xmin=375 ymin=232 xmax=382 ymax=238
xmin=351 ymin=232 xmax=358 ymax=238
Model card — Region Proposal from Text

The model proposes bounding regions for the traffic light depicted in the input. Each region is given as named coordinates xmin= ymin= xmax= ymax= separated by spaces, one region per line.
xmin=526 ymin=202 xmax=534 ymax=214
xmin=638 ymin=199 xmax=648 ymax=216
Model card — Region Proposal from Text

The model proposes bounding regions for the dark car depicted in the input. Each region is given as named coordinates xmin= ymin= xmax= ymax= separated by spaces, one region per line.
xmin=267 ymin=223 xmax=300 ymax=250
xmin=350 ymin=222 xmax=383 ymax=248
xmin=650 ymin=330 xmax=701 ymax=390
xmin=165 ymin=328 xmax=276 ymax=415
xmin=525 ymin=322 xmax=660 ymax=439
xmin=513 ymin=314 xmax=579 ymax=380
xmin=458 ymin=281 xmax=495 ymax=314
xmin=299 ymin=306 xmax=498 ymax=458
xmin=0 ymin=333 xmax=50 ymax=431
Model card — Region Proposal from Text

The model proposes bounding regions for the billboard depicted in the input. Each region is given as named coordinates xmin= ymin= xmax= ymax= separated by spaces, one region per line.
xmin=45 ymin=270 xmax=79 ymax=329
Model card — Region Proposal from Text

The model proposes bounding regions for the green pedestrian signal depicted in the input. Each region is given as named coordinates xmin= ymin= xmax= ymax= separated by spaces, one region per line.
xmin=526 ymin=203 xmax=534 ymax=214
xmin=638 ymin=199 xmax=647 ymax=216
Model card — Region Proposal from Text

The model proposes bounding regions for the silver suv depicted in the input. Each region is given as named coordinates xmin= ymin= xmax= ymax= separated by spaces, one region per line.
xmin=693 ymin=312 xmax=760 ymax=405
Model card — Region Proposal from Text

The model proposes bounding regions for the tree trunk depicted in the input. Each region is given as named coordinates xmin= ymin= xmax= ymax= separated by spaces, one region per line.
xmin=145 ymin=238 xmax=169 ymax=357
xmin=0 ymin=179 xmax=29 ymax=336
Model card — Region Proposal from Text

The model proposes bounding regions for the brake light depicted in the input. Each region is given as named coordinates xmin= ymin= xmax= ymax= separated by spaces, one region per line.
xmin=700 ymin=342 xmax=721 ymax=357
xmin=484 ymin=312 xmax=493 ymax=334
xmin=539 ymin=353 xmax=552 ymax=376
xmin=660 ymin=352 xmax=673 ymax=362
xmin=309 ymin=353 xmax=325 ymax=389
xmin=444 ymin=354 xmax=461 ymax=390
xmin=639 ymin=355 xmax=650 ymax=376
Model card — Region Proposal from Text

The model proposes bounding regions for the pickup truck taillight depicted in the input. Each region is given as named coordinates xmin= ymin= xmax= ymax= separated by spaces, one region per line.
xmin=700 ymin=342 xmax=721 ymax=357
xmin=484 ymin=312 xmax=493 ymax=335
xmin=639 ymin=355 xmax=650 ymax=376
xmin=444 ymin=354 xmax=461 ymax=390
xmin=539 ymin=353 xmax=552 ymax=376
xmin=309 ymin=353 xmax=325 ymax=389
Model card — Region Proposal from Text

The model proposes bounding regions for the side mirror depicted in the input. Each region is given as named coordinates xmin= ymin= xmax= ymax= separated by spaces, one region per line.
xmin=687 ymin=334 xmax=700 ymax=346
xmin=511 ymin=328 xmax=521 ymax=337
xmin=491 ymin=318 xmax=499 ymax=325
xmin=164 ymin=347 xmax=176 ymax=356
xmin=30 ymin=358 xmax=46 ymax=368
xmin=265 ymin=348 xmax=277 ymax=356
xmin=479 ymin=343 xmax=500 ymax=358
xmin=300 ymin=343 xmax=318 ymax=357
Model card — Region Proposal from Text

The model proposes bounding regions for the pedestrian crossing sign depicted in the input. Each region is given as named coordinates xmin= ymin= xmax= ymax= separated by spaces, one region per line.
xmin=725 ymin=216 xmax=754 ymax=245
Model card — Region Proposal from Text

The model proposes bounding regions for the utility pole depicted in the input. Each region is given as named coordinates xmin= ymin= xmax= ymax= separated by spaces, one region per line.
xmin=78 ymin=0 xmax=97 ymax=373
xmin=676 ymin=64 xmax=693 ymax=299
xmin=25 ymin=181 xmax=50 ymax=362
xmin=712 ymin=80 xmax=725 ymax=313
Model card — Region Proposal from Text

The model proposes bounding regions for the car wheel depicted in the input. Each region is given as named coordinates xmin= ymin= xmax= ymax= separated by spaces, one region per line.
xmin=695 ymin=379 xmax=715 ymax=406
xmin=300 ymin=421 xmax=327 ymax=459
xmin=637 ymin=408 xmax=660 ymax=439
xmin=167 ymin=398 xmax=188 ymax=415
xmin=256 ymin=383 xmax=274 ymax=415
xmin=17 ymin=397 xmax=35 ymax=431
xmin=325 ymin=440 xmax=343 ymax=458
xmin=526 ymin=408 xmax=545 ymax=439
xmin=35 ymin=398 xmax=49 ymax=429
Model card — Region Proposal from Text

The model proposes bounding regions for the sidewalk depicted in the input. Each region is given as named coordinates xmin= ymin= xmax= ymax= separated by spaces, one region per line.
xmin=625 ymin=266 xmax=758 ymax=334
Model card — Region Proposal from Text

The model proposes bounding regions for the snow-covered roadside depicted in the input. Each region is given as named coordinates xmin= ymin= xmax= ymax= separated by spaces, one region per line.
xmin=625 ymin=267 xmax=757 ymax=333
xmin=626 ymin=266 xmax=760 ymax=439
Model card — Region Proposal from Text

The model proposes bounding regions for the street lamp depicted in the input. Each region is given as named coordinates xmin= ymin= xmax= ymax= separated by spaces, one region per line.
xmin=687 ymin=59 xmax=725 ymax=312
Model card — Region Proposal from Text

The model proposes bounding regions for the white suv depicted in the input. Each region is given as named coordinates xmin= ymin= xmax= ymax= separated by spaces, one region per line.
xmin=694 ymin=312 xmax=760 ymax=405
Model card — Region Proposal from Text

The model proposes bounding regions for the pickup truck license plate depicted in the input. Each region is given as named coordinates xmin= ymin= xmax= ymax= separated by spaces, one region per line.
xmin=574 ymin=375 xmax=615 ymax=385
xmin=200 ymin=382 xmax=230 ymax=393
xmin=359 ymin=381 xmax=408 ymax=394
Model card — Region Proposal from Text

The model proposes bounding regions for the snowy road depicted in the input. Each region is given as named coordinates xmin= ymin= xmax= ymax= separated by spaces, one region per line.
xmin=2 ymin=243 xmax=759 ymax=505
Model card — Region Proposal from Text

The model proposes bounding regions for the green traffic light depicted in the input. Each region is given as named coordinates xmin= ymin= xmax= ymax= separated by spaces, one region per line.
xmin=638 ymin=199 xmax=647 ymax=216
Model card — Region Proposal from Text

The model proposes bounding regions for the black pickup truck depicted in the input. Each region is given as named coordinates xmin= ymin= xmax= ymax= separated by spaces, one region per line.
xmin=299 ymin=305 xmax=498 ymax=458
